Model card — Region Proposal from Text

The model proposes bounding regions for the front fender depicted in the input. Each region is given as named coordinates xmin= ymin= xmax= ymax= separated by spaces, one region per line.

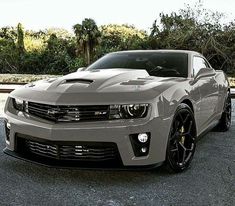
xmin=161 ymin=86 xmax=192 ymax=118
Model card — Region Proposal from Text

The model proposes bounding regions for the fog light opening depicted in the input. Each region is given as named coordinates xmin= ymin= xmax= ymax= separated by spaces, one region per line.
xmin=137 ymin=133 xmax=149 ymax=143
xmin=141 ymin=147 xmax=147 ymax=153
xmin=130 ymin=132 xmax=151 ymax=157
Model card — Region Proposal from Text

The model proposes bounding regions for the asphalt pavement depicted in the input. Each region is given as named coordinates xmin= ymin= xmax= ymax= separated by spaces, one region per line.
xmin=0 ymin=101 xmax=234 ymax=206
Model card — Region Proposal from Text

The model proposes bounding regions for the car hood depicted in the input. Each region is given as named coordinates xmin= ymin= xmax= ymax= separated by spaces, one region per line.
xmin=10 ymin=69 xmax=186 ymax=104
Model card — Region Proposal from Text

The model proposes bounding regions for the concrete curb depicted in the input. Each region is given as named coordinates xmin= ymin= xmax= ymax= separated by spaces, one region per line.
xmin=231 ymin=88 xmax=235 ymax=98
xmin=0 ymin=84 xmax=24 ymax=93
xmin=0 ymin=89 xmax=15 ymax=93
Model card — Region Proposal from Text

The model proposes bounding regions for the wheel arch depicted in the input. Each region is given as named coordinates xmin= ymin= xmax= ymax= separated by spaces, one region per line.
xmin=181 ymin=99 xmax=194 ymax=113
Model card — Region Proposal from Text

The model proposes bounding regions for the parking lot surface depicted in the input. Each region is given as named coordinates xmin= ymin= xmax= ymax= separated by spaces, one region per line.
xmin=0 ymin=101 xmax=234 ymax=206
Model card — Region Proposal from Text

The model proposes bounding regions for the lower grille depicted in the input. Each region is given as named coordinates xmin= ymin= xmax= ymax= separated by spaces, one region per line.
xmin=16 ymin=134 xmax=121 ymax=166
xmin=26 ymin=140 xmax=117 ymax=161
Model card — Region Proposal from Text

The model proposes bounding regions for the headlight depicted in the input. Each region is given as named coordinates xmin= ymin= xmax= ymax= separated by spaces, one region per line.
xmin=109 ymin=104 xmax=149 ymax=119
xmin=12 ymin=98 xmax=27 ymax=111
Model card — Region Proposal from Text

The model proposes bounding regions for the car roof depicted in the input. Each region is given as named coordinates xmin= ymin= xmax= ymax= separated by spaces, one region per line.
xmin=111 ymin=49 xmax=202 ymax=56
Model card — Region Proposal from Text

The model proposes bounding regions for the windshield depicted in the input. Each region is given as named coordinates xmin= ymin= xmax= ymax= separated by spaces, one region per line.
xmin=87 ymin=52 xmax=188 ymax=77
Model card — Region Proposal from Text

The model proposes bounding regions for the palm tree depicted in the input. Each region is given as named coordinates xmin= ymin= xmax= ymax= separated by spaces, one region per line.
xmin=73 ymin=18 xmax=100 ymax=65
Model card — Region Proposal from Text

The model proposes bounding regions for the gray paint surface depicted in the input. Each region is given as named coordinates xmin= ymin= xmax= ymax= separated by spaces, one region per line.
xmin=3 ymin=50 xmax=230 ymax=166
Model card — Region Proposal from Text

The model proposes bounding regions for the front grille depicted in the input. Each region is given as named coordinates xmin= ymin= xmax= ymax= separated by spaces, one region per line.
xmin=27 ymin=102 xmax=110 ymax=122
xmin=26 ymin=141 xmax=118 ymax=161
xmin=16 ymin=135 xmax=120 ymax=164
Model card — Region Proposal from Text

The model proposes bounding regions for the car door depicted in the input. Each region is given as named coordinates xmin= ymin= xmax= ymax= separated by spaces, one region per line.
xmin=192 ymin=56 xmax=219 ymax=132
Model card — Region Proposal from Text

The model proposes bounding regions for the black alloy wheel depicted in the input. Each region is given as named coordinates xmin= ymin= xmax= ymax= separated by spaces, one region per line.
xmin=166 ymin=103 xmax=197 ymax=173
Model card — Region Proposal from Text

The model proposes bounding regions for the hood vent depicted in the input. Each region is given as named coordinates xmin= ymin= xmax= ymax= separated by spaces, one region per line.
xmin=121 ymin=80 xmax=147 ymax=85
xmin=63 ymin=79 xmax=94 ymax=84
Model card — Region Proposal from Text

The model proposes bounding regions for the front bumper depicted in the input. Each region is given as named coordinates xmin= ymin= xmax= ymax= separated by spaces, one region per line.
xmin=3 ymin=149 xmax=163 ymax=170
xmin=3 ymin=111 xmax=172 ymax=168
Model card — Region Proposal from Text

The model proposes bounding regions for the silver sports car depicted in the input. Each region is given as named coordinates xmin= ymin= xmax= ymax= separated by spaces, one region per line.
xmin=3 ymin=50 xmax=231 ymax=172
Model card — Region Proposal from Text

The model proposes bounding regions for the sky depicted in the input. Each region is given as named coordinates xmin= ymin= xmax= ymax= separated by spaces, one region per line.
xmin=0 ymin=0 xmax=235 ymax=32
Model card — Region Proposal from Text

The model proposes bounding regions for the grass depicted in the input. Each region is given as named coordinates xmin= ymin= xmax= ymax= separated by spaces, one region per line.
xmin=0 ymin=74 xmax=235 ymax=87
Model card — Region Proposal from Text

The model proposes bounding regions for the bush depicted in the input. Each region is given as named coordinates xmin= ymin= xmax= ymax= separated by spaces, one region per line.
xmin=0 ymin=2 xmax=235 ymax=76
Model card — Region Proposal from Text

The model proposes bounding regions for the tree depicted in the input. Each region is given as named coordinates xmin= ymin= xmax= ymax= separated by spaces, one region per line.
xmin=15 ymin=23 xmax=26 ymax=73
xmin=0 ymin=26 xmax=18 ymax=73
xmin=16 ymin=23 xmax=25 ymax=54
xmin=99 ymin=24 xmax=147 ymax=55
xmin=148 ymin=1 xmax=234 ymax=72
xmin=73 ymin=18 xmax=101 ymax=65
xmin=0 ymin=26 xmax=17 ymax=42
xmin=0 ymin=1 xmax=235 ymax=76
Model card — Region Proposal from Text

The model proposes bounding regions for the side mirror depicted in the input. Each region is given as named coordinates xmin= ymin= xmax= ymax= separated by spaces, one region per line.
xmin=194 ymin=68 xmax=215 ymax=80
xmin=77 ymin=67 xmax=86 ymax=72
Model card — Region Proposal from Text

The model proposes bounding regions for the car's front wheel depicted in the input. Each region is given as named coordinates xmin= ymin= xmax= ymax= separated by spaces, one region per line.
xmin=166 ymin=103 xmax=197 ymax=173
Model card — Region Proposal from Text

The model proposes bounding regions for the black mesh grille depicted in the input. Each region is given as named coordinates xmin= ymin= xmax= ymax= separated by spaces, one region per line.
xmin=27 ymin=102 xmax=110 ymax=122
xmin=25 ymin=140 xmax=118 ymax=161
xmin=16 ymin=135 xmax=121 ymax=164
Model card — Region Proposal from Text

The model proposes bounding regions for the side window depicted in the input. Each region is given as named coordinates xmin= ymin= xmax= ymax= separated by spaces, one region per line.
xmin=193 ymin=56 xmax=209 ymax=77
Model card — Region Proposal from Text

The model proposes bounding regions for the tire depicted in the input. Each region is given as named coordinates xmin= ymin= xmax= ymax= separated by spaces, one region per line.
xmin=217 ymin=91 xmax=232 ymax=132
xmin=166 ymin=103 xmax=197 ymax=173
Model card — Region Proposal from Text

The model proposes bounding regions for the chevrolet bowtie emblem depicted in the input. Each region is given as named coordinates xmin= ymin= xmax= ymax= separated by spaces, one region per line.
xmin=47 ymin=109 xmax=65 ymax=116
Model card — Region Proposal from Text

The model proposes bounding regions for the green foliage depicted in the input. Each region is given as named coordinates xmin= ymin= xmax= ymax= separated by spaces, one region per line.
xmin=0 ymin=2 xmax=235 ymax=76
xmin=73 ymin=18 xmax=101 ymax=65
xmin=97 ymin=24 xmax=148 ymax=57
xmin=148 ymin=1 xmax=235 ymax=72
xmin=0 ymin=27 xmax=18 ymax=73
xmin=16 ymin=23 xmax=25 ymax=53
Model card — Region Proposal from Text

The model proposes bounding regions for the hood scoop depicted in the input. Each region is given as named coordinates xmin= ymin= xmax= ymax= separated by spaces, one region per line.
xmin=121 ymin=80 xmax=147 ymax=85
xmin=63 ymin=79 xmax=94 ymax=84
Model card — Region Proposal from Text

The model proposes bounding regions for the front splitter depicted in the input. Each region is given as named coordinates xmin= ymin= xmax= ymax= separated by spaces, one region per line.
xmin=3 ymin=148 xmax=163 ymax=171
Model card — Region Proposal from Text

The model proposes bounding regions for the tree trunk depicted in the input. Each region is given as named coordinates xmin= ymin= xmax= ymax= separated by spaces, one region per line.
xmin=86 ymin=42 xmax=90 ymax=65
